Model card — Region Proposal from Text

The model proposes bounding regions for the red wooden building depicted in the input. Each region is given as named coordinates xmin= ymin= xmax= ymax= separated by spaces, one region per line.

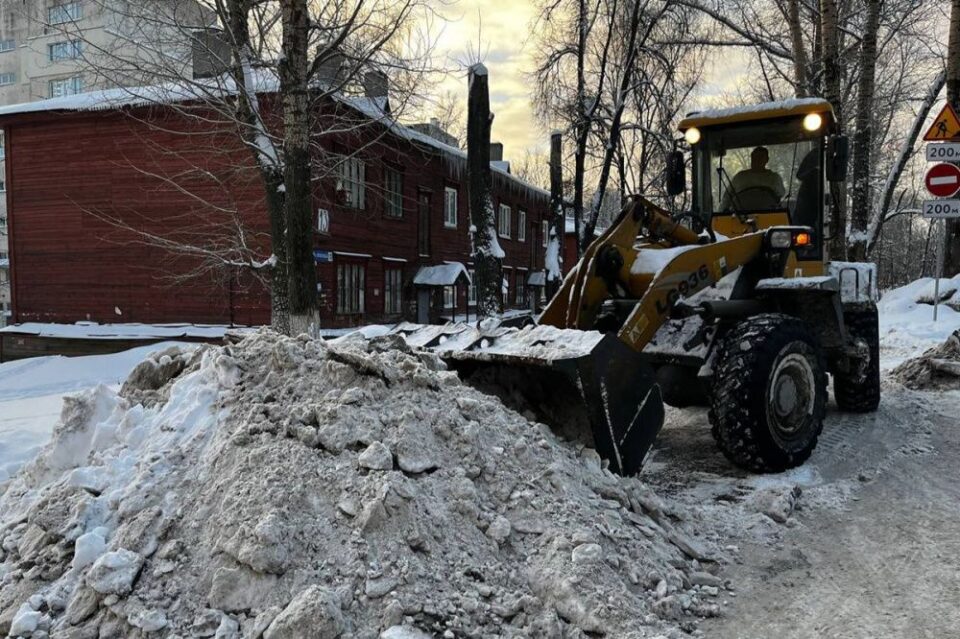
xmin=0 ymin=80 xmax=551 ymax=328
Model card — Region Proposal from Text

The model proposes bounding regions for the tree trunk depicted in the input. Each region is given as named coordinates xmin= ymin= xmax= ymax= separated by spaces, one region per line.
xmin=467 ymin=64 xmax=502 ymax=317
xmin=847 ymin=0 xmax=879 ymax=262
xmin=280 ymin=0 xmax=318 ymax=335
xmin=786 ymin=0 xmax=810 ymax=96
xmin=226 ymin=0 xmax=290 ymax=332
xmin=944 ymin=0 xmax=960 ymax=276
xmin=821 ymin=0 xmax=846 ymax=260
xmin=572 ymin=0 xmax=588 ymax=260
xmin=546 ymin=131 xmax=563 ymax=297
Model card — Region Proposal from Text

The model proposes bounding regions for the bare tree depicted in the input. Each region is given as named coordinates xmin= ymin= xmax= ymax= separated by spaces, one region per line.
xmin=466 ymin=63 xmax=503 ymax=316
xmin=43 ymin=0 xmax=440 ymax=333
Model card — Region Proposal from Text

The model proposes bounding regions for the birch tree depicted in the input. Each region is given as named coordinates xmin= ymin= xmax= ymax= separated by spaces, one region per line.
xmin=40 ymin=0 xmax=439 ymax=333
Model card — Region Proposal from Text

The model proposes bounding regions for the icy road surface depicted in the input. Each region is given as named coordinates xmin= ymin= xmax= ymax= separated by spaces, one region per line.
xmin=643 ymin=376 xmax=960 ymax=638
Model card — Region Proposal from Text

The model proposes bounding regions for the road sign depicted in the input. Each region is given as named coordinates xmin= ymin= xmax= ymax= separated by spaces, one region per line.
xmin=924 ymin=163 xmax=960 ymax=197
xmin=924 ymin=103 xmax=960 ymax=141
xmin=926 ymin=142 xmax=960 ymax=162
xmin=922 ymin=200 xmax=960 ymax=219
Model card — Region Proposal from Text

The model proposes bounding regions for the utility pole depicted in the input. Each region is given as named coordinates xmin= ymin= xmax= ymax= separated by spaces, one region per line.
xmin=547 ymin=131 xmax=563 ymax=297
xmin=944 ymin=0 xmax=960 ymax=276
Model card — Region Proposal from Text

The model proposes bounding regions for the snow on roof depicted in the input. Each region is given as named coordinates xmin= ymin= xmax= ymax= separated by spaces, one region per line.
xmin=0 ymin=321 xmax=248 ymax=340
xmin=0 ymin=70 xmax=550 ymax=199
xmin=413 ymin=262 xmax=471 ymax=287
xmin=679 ymin=97 xmax=832 ymax=129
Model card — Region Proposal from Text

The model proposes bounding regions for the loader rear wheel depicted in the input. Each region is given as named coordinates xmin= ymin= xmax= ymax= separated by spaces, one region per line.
xmin=833 ymin=304 xmax=880 ymax=413
xmin=709 ymin=314 xmax=827 ymax=472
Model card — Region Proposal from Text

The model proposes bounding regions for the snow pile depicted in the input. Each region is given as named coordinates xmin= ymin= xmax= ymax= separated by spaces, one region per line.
xmin=878 ymin=277 xmax=960 ymax=368
xmin=0 ymin=330 xmax=731 ymax=638
xmin=891 ymin=329 xmax=960 ymax=390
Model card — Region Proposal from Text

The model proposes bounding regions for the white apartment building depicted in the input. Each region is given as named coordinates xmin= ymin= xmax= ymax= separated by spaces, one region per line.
xmin=0 ymin=1 xmax=212 ymax=326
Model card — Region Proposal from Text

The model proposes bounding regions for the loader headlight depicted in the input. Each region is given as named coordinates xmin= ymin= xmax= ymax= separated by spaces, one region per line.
xmin=684 ymin=127 xmax=701 ymax=145
xmin=803 ymin=113 xmax=823 ymax=132
xmin=768 ymin=229 xmax=793 ymax=249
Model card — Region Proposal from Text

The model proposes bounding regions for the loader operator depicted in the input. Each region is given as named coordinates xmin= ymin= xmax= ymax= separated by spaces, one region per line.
xmin=720 ymin=146 xmax=786 ymax=211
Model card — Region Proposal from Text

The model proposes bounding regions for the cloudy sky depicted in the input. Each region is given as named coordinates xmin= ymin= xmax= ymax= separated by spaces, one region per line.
xmin=428 ymin=0 xmax=743 ymax=161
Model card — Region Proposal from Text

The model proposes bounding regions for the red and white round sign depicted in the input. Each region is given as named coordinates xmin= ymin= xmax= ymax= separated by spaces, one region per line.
xmin=925 ymin=163 xmax=960 ymax=198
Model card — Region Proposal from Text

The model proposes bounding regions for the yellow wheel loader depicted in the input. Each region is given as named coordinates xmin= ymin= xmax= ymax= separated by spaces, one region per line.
xmin=395 ymin=98 xmax=880 ymax=476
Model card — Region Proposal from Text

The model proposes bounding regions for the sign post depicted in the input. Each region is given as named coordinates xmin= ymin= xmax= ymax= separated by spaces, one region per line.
xmin=922 ymin=103 xmax=960 ymax=321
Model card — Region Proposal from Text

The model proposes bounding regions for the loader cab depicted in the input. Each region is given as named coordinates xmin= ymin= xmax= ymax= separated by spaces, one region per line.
xmin=674 ymin=99 xmax=846 ymax=268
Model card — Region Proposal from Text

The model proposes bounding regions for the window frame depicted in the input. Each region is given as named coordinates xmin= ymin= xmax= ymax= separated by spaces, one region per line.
xmin=339 ymin=155 xmax=366 ymax=210
xmin=498 ymin=203 xmax=511 ymax=239
xmin=49 ymin=75 xmax=83 ymax=98
xmin=48 ymin=40 xmax=82 ymax=61
xmin=542 ymin=220 xmax=549 ymax=247
xmin=467 ymin=268 xmax=476 ymax=305
xmin=336 ymin=262 xmax=366 ymax=315
xmin=517 ymin=209 xmax=527 ymax=242
xmin=0 ymin=40 xmax=15 ymax=54
xmin=384 ymin=267 xmax=403 ymax=315
xmin=384 ymin=166 xmax=403 ymax=218
xmin=48 ymin=2 xmax=83 ymax=26
xmin=0 ymin=73 xmax=16 ymax=86
xmin=443 ymin=186 xmax=458 ymax=228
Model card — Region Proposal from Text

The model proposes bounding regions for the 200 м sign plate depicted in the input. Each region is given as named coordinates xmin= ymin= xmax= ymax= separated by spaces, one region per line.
xmin=926 ymin=143 xmax=960 ymax=162
xmin=923 ymin=200 xmax=960 ymax=219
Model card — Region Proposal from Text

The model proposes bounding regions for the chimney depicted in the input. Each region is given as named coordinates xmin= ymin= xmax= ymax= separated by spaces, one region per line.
xmin=192 ymin=29 xmax=231 ymax=80
xmin=363 ymin=70 xmax=389 ymax=99
xmin=317 ymin=50 xmax=345 ymax=88
xmin=489 ymin=142 xmax=504 ymax=162
xmin=410 ymin=119 xmax=458 ymax=148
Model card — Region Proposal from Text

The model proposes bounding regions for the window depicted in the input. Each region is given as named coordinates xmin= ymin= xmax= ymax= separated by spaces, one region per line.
xmin=317 ymin=208 xmax=329 ymax=234
xmin=443 ymin=286 xmax=455 ymax=309
xmin=467 ymin=268 xmax=476 ymax=304
xmin=444 ymin=186 xmax=457 ymax=228
xmin=48 ymin=2 xmax=83 ymax=25
xmin=0 ymin=181 xmax=5 ymax=192
xmin=516 ymin=271 xmax=526 ymax=306
xmin=498 ymin=204 xmax=511 ymax=238
xmin=384 ymin=168 xmax=403 ymax=218
xmin=0 ymin=73 xmax=15 ymax=86
xmin=0 ymin=216 xmax=6 ymax=229
xmin=384 ymin=268 xmax=403 ymax=314
xmin=0 ymin=40 xmax=15 ymax=53
xmin=339 ymin=156 xmax=365 ymax=209
xmin=542 ymin=220 xmax=549 ymax=247
xmin=517 ymin=210 xmax=527 ymax=242
xmin=49 ymin=40 xmax=83 ymax=61
xmin=0 ymin=130 xmax=5 ymax=160
xmin=49 ymin=76 xmax=83 ymax=98
xmin=336 ymin=263 xmax=365 ymax=314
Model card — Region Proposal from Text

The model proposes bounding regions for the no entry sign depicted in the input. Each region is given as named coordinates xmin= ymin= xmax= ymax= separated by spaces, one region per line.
xmin=924 ymin=163 xmax=960 ymax=198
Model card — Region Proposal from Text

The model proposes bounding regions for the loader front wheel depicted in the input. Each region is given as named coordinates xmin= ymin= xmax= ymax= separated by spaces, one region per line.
xmin=709 ymin=314 xmax=827 ymax=472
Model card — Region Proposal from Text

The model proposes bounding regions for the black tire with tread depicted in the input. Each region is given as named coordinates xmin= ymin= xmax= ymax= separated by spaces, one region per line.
xmin=709 ymin=313 xmax=828 ymax=472
xmin=833 ymin=304 xmax=881 ymax=413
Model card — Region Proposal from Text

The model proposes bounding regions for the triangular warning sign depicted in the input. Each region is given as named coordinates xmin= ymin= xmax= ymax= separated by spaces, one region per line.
xmin=924 ymin=103 xmax=960 ymax=141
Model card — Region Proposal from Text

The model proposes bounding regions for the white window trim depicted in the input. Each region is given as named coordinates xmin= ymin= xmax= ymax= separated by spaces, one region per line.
xmin=467 ymin=268 xmax=476 ymax=305
xmin=317 ymin=208 xmax=330 ymax=234
xmin=444 ymin=186 xmax=458 ymax=228
xmin=518 ymin=210 xmax=527 ymax=242
xmin=542 ymin=220 xmax=549 ymax=247
xmin=498 ymin=204 xmax=511 ymax=239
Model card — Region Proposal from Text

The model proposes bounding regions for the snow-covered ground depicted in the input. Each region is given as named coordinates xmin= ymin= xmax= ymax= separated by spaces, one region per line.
xmin=0 ymin=343 xmax=192 ymax=484
xmin=878 ymin=276 xmax=960 ymax=368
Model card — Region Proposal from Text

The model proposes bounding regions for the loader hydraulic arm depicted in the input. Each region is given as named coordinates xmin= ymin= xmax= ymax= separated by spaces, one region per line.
xmin=540 ymin=196 xmax=765 ymax=351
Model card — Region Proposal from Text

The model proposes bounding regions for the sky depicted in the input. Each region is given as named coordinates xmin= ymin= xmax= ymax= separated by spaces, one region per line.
xmin=430 ymin=0 xmax=545 ymax=157
xmin=428 ymin=0 xmax=747 ymax=162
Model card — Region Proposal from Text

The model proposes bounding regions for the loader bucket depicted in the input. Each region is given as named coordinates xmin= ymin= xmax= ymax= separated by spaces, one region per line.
xmin=391 ymin=324 xmax=665 ymax=476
